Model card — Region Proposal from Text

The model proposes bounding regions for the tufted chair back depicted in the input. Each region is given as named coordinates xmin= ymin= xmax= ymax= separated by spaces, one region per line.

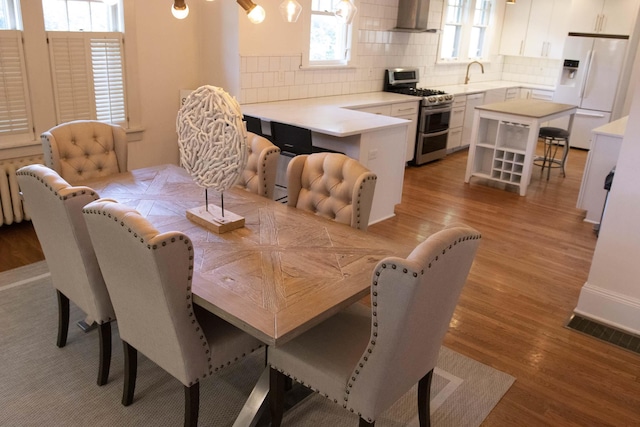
xmin=82 ymin=199 xmax=210 ymax=386
xmin=83 ymin=199 xmax=263 ymax=425
xmin=236 ymin=132 xmax=281 ymax=199
xmin=16 ymin=164 xmax=114 ymax=325
xmin=16 ymin=164 xmax=115 ymax=385
xmin=268 ymin=224 xmax=482 ymax=426
xmin=287 ymin=153 xmax=377 ymax=231
xmin=41 ymin=120 xmax=127 ymax=184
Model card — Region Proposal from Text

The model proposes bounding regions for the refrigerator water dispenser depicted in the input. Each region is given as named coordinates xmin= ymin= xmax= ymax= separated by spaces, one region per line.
xmin=559 ymin=59 xmax=579 ymax=86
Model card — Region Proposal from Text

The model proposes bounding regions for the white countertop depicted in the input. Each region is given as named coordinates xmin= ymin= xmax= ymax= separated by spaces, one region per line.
xmin=592 ymin=116 xmax=628 ymax=138
xmin=434 ymin=81 xmax=556 ymax=96
xmin=242 ymin=93 xmax=417 ymax=137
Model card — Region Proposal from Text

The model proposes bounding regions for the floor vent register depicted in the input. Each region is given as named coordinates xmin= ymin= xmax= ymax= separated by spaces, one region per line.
xmin=566 ymin=314 xmax=640 ymax=354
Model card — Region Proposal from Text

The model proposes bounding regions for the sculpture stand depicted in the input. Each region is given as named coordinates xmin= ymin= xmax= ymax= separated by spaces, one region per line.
xmin=186 ymin=204 xmax=245 ymax=234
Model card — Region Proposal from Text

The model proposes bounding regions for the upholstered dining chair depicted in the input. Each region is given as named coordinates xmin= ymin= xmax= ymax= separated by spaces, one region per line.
xmin=236 ymin=131 xmax=281 ymax=199
xmin=268 ymin=224 xmax=482 ymax=427
xmin=286 ymin=152 xmax=377 ymax=231
xmin=82 ymin=199 xmax=264 ymax=427
xmin=16 ymin=164 xmax=115 ymax=386
xmin=41 ymin=120 xmax=127 ymax=184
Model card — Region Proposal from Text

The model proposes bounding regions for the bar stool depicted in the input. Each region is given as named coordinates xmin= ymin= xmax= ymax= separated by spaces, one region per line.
xmin=534 ymin=127 xmax=570 ymax=180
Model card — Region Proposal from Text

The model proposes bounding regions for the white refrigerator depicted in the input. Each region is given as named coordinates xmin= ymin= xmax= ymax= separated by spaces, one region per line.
xmin=552 ymin=35 xmax=628 ymax=149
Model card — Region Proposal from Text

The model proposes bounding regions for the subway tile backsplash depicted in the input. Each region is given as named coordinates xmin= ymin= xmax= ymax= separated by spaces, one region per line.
xmin=238 ymin=0 xmax=562 ymax=104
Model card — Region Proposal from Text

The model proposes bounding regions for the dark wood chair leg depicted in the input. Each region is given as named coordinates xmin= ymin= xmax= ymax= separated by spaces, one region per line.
xmin=359 ymin=418 xmax=375 ymax=427
xmin=97 ymin=322 xmax=111 ymax=386
xmin=122 ymin=341 xmax=137 ymax=406
xmin=56 ymin=290 xmax=70 ymax=348
xmin=418 ymin=369 xmax=433 ymax=427
xmin=184 ymin=383 xmax=199 ymax=427
xmin=269 ymin=368 xmax=286 ymax=427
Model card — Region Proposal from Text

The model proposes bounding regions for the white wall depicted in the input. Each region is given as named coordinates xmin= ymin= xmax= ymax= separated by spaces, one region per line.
xmin=199 ymin=0 xmax=241 ymax=96
xmin=126 ymin=0 xmax=201 ymax=169
xmin=237 ymin=0 xmax=506 ymax=105
xmin=574 ymin=81 xmax=640 ymax=334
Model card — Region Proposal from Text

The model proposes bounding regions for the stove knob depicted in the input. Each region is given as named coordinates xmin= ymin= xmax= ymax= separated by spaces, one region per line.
xmin=446 ymin=94 xmax=453 ymax=101
xmin=437 ymin=95 xmax=444 ymax=102
xmin=428 ymin=96 xmax=437 ymax=102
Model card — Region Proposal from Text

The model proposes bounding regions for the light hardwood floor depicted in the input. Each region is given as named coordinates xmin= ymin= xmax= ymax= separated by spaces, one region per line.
xmin=2 ymin=148 xmax=639 ymax=425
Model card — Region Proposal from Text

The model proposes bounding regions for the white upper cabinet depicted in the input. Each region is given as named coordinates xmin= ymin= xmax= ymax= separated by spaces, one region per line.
xmin=499 ymin=0 xmax=532 ymax=57
xmin=500 ymin=0 xmax=570 ymax=59
xmin=569 ymin=0 xmax=640 ymax=35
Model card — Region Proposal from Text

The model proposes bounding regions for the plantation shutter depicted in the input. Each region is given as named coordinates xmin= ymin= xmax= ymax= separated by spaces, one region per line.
xmin=0 ymin=30 xmax=32 ymax=139
xmin=48 ymin=32 xmax=126 ymax=125
xmin=91 ymin=36 xmax=126 ymax=123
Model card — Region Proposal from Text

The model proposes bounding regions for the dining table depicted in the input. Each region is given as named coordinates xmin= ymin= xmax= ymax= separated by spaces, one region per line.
xmin=83 ymin=163 xmax=413 ymax=426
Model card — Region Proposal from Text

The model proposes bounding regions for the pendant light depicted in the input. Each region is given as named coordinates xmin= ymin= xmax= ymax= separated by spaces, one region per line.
xmin=506 ymin=0 xmax=516 ymax=3
xmin=171 ymin=0 xmax=189 ymax=19
xmin=279 ymin=0 xmax=302 ymax=23
xmin=334 ymin=0 xmax=357 ymax=24
xmin=237 ymin=0 xmax=266 ymax=24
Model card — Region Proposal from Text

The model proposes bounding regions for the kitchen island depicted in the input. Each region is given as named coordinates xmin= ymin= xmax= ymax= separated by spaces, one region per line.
xmin=464 ymin=99 xmax=577 ymax=196
xmin=242 ymin=93 xmax=416 ymax=224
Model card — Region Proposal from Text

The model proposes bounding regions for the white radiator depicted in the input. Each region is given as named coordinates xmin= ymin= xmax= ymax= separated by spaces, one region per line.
xmin=0 ymin=156 xmax=44 ymax=226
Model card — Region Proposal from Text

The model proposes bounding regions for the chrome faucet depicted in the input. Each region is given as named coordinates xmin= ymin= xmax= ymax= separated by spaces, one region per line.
xmin=464 ymin=61 xmax=485 ymax=84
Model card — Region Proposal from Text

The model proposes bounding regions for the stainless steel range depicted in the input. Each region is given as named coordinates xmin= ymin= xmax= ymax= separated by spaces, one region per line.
xmin=384 ymin=68 xmax=453 ymax=165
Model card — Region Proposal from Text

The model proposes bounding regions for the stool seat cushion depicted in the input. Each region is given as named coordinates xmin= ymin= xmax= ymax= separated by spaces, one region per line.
xmin=539 ymin=127 xmax=569 ymax=139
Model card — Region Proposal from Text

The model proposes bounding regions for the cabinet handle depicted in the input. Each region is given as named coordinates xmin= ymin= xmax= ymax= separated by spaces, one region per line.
xmin=595 ymin=14 xmax=605 ymax=32
xmin=599 ymin=14 xmax=606 ymax=32
xmin=396 ymin=108 xmax=415 ymax=112
xmin=519 ymin=40 xmax=524 ymax=56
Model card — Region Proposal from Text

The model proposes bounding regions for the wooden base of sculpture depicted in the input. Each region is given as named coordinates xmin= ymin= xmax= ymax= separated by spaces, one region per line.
xmin=186 ymin=204 xmax=245 ymax=234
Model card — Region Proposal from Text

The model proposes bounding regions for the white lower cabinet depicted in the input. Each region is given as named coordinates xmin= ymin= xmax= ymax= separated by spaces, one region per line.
xmin=461 ymin=93 xmax=486 ymax=149
xmin=484 ymin=88 xmax=507 ymax=105
xmin=391 ymin=102 xmax=419 ymax=162
xmin=506 ymin=88 xmax=520 ymax=100
xmin=447 ymin=95 xmax=466 ymax=152
xmin=351 ymin=101 xmax=419 ymax=163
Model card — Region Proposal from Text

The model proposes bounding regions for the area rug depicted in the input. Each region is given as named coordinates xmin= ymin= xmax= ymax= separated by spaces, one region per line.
xmin=0 ymin=262 xmax=514 ymax=426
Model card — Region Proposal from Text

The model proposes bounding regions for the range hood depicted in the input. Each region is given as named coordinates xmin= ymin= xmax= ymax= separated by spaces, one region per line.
xmin=393 ymin=0 xmax=438 ymax=33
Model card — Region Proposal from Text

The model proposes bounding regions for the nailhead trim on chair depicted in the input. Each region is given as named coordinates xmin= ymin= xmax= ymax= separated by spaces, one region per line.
xmin=17 ymin=170 xmax=115 ymax=323
xmin=343 ymin=231 xmax=482 ymax=423
xmin=354 ymin=175 xmax=376 ymax=229
xmin=260 ymin=147 xmax=280 ymax=197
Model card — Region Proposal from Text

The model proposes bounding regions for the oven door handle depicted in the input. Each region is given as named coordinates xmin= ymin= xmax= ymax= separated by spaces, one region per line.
xmin=421 ymin=106 xmax=452 ymax=116
xmin=421 ymin=129 xmax=449 ymax=138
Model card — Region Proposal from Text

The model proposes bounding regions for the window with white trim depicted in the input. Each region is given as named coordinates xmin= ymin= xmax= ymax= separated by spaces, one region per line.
xmin=306 ymin=0 xmax=355 ymax=67
xmin=48 ymin=32 xmax=126 ymax=124
xmin=44 ymin=0 xmax=126 ymax=126
xmin=0 ymin=0 xmax=20 ymax=30
xmin=439 ymin=0 xmax=494 ymax=61
xmin=0 ymin=30 xmax=32 ymax=143
xmin=0 ymin=0 xmax=132 ymax=149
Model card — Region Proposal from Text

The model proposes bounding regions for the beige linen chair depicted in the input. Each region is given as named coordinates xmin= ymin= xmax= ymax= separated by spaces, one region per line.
xmin=268 ymin=224 xmax=482 ymax=427
xmin=287 ymin=153 xmax=377 ymax=231
xmin=236 ymin=131 xmax=281 ymax=199
xmin=41 ymin=120 xmax=127 ymax=184
xmin=16 ymin=164 xmax=115 ymax=386
xmin=82 ymin=199 xmax=264 ymax=427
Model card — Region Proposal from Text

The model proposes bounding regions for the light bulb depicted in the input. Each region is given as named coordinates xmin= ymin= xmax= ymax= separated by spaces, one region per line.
xmin=171 ymin=1 xmax=189 ymax=19
xmin=279 ymin=0 xmax=302 ymax=23
xmin=334 ymin=0 xmax=357 ymax=24
xmin=247 ymin=4 xmax=266 ymax=24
